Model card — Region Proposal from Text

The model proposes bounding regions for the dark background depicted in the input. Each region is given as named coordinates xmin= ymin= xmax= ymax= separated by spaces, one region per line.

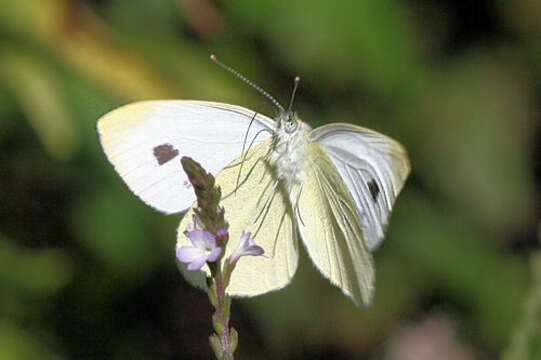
xmin=0 ymin=0 xmax=539 ymax=359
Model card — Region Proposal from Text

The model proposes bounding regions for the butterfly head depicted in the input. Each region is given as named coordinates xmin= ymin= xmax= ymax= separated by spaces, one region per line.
xmin=284 ymin=119 xmax=297 ymax=133
xmin=276 ymin=110 xmax=312 ymax=138
xmin=280 ymin=111 xmax=299 ymax=134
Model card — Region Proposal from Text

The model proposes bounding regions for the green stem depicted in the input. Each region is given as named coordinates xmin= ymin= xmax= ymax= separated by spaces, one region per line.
xmin=216 ymin=273 xmax=232 ymax=357
xmin=209 ymin=262 xmax=236 ymax=360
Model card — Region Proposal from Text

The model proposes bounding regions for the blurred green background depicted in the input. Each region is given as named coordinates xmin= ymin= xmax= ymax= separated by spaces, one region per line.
xmin=0 ymin=0 xmax=539 ymax=359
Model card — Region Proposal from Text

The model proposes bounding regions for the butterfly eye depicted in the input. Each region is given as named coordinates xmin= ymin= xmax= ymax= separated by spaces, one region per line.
xmin=284 ymin=120 xmax=297 ymax=133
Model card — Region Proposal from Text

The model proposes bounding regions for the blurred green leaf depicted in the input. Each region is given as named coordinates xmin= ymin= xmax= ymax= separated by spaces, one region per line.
xmin=0 ymin=322 xmax=63 ymax=360
xmin=0 ymin=0 xmax=64 ymax=42
xmin=102 ymin=0 xmax=180 ymax=35
xmin=225 ymin=0 xmax=423 ymax=96
xmin=0 ymin=46 xmax=79 ymax=161
xmin=70 ymin=186 xmax=171 ymax=274
xmin=0 ymin=235 xmax=72 ymax=296
xmin=408 ymin=52 xmax=536 ymax=231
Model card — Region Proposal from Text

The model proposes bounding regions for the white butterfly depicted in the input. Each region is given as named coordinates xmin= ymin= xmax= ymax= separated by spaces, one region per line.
xmin=97 ymin=59 xmax=409 ymax=306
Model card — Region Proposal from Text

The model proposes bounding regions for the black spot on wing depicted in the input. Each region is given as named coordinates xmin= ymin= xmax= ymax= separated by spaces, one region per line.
xmin=153 ymin=144 xmax=179 ymax=165
xmin=368 ymin=179 xmax=380 ymax=202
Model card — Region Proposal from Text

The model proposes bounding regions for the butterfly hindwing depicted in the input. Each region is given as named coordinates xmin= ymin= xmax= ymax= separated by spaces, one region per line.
xmin=176 ymin=141 xmax=299 ymax=296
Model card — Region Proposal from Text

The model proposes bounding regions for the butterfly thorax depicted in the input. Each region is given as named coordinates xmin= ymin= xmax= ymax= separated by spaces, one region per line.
xmin=270 ymin=111 xmax=312 ymax=191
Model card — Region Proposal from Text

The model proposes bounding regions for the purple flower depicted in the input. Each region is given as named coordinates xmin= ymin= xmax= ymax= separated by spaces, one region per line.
xmin=228 ymin=231 xmax=265 ymax=265
xmin=177 ymin=229 xmax=222 ymax=271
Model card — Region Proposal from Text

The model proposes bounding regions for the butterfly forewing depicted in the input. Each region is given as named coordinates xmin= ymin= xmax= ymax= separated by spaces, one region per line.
xmin=98 ymin=100 xmax=275 ymax=214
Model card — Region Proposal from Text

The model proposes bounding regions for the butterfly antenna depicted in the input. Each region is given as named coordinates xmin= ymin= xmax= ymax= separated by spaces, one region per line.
xmin=287 ymin=76 xmax=301 ymax=113
xmin=210 ymin=54 xmax=285 ymax=112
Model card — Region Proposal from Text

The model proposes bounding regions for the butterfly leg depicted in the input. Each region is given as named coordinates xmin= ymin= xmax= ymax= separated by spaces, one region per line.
xmin=236 ymin=113 xmax=267 ymax=193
